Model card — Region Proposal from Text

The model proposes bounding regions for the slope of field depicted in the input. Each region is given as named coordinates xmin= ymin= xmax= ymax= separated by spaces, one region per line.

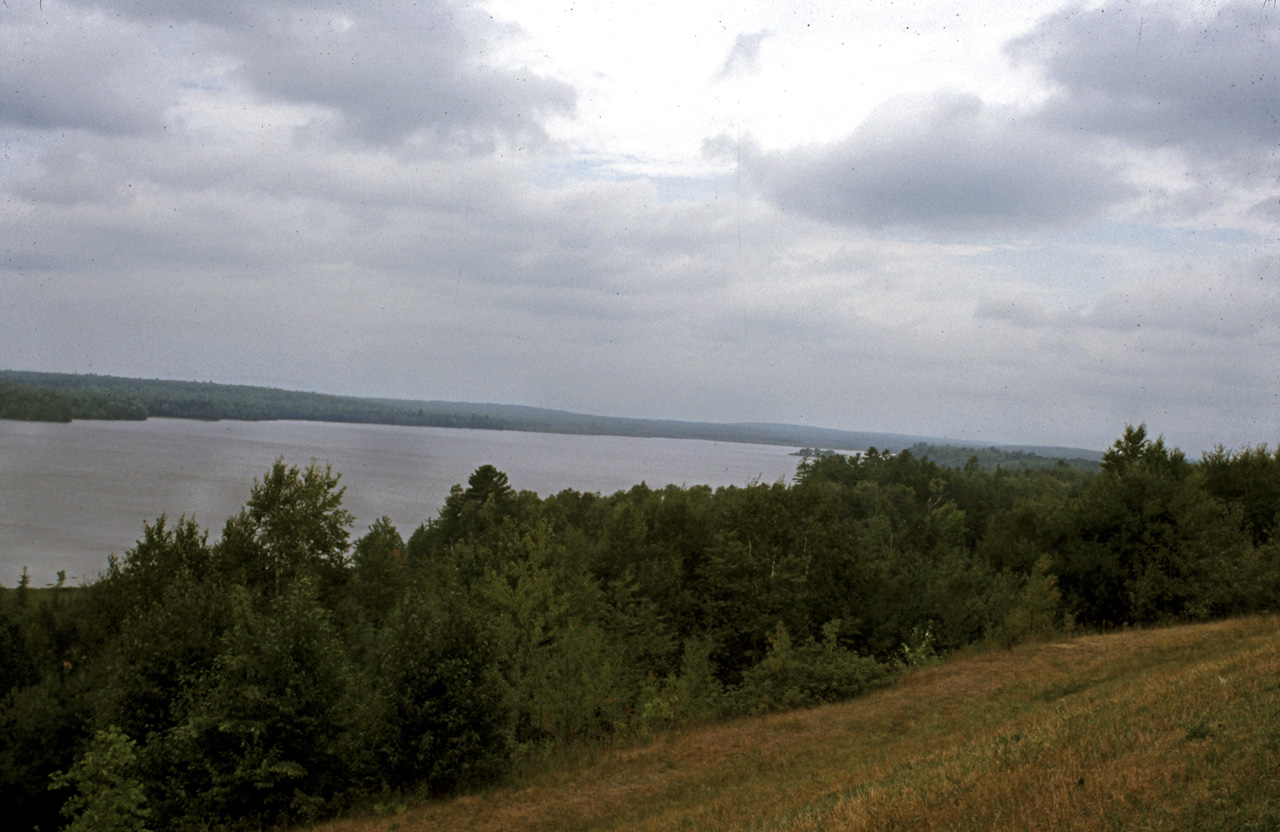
xmin=311 ymin=616 xmax=1280 ymax=832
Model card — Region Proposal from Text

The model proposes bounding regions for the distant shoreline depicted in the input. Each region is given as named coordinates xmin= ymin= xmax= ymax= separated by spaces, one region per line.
xmin=0 ymin=368 xmax=1103 ymax=463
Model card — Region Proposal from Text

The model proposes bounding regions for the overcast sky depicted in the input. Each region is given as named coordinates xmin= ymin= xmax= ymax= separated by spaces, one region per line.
xmin=2 ymin=0 xmax=1278 ymax=454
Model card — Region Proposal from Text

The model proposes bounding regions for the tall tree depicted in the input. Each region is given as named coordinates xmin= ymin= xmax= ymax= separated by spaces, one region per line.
xmin=214 ymin=459 xmax=354 ymax=597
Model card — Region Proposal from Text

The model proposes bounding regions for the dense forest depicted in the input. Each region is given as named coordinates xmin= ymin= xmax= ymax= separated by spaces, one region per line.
xmin=1 ymin=425 xmax=1276 ymax=831
xmin=0 ymin=382 xmax=147 ymax=423
xmin=906 ymin=442 xmax=1101 ymax=473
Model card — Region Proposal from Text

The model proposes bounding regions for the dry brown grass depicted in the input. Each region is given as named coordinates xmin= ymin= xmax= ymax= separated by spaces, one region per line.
xmin=308 ymin=616 xmax=1280 ymax=832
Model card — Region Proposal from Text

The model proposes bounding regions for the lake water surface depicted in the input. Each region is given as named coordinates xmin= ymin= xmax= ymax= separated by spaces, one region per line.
xmin=0 ymin=418 xmax=803 ymax=586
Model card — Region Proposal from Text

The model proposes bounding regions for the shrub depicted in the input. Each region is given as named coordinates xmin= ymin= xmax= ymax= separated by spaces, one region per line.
xmin=996 ymin=555 xmax=1062 ymax=647
xmin=49 ymin=726 xmax=151 ymax=832
xmin=732 ymin=621 xmax=890 ymax=714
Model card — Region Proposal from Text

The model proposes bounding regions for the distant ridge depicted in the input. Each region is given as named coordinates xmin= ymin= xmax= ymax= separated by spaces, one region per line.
xmin=367 ymin=399 xmax=950 ymax=452
xmin=0 ymin=369 xmax=1102 ymax=462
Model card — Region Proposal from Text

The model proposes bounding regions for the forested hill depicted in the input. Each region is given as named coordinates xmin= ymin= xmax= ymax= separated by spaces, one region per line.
xmin=0 ymin=370 xmax=506 ymax=431
xmin=0 ymin=369 xmax=1101 ymax=463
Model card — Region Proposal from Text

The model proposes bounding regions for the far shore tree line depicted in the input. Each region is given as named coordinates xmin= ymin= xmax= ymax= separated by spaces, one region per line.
xmin=0 ymin=370 xmax=1107 ymax=460
xmin=0 ymin=375 xmax=505 ymax=430
xmin=0 ymin=381 xmax=147 ymax=423
xmin=1 ymin=424 xmax=1277 ymax=831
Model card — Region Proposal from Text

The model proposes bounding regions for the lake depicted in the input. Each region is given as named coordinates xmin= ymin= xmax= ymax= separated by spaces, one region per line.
xmin=0 ymin=418 xmax=805 ymax=587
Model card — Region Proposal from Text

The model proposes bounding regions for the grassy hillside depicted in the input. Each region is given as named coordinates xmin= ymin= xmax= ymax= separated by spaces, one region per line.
xmin=310 ymin=616 xmax=1280 ymax=832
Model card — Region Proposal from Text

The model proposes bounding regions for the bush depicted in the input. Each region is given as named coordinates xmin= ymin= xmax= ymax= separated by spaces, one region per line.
xmin=732 ymin=621 xmax=890 ymax=714
xmin=634 ymin=639 xmax=725 ymax=737
xmin=49 ymin=726 xmax=151 ymax=832
xmin=996 ymin=555 xmax=1062 ymax=647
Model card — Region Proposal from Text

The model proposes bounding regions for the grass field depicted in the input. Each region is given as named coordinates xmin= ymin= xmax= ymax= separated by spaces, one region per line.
xmin=308 ymin=616 xmax=1280 ymax=831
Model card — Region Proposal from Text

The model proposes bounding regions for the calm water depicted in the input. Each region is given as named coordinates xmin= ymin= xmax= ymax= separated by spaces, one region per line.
xmin=0 ymin=418 xmax=803 ymax=587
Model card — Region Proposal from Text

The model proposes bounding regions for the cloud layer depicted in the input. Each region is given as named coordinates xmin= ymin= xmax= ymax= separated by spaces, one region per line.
xmin=2 ymin=0 xmax=1278 ymax=454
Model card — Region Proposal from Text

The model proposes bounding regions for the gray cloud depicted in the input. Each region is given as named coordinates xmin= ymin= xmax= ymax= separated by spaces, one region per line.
xmin=742 ymin=92 xmax=1130 ymax=231
xmin=0 ymin=9 xmax=177 ymax=134
xmin=232 ymin=4 xmax=575 ymax=148
xmin=39 ymin=0 xmax=576 ymax=148
xmin=736 ymin=1 xmax=1280 ymax=233
xmin=715 ymin=30 xmax=770 ymax=80
xmin=1008 ymin=1 xmax=1280 ymax=158
xmin=976 ymin=254 xmax=1280 ymax=342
